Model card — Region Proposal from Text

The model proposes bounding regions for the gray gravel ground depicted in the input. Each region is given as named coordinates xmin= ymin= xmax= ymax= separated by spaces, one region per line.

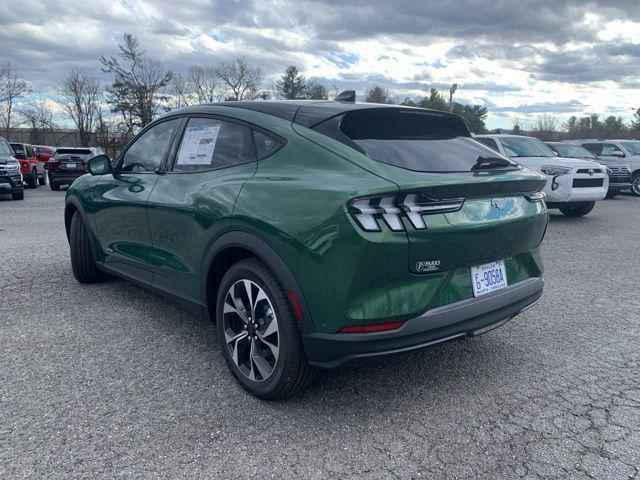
xmin=1 ymin=187 xmax=639 ymax=479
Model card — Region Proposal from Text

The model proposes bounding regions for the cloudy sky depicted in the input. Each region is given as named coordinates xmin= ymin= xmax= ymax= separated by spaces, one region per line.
xmin=1 ymin=0 xmax=639 ymax=129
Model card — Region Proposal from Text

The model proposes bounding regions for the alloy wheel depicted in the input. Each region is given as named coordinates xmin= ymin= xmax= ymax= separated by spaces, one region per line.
xmin=223 ymin=279 xmax=280 ymax=382
xmin=632 ymin=176 xmax=640 ymax=195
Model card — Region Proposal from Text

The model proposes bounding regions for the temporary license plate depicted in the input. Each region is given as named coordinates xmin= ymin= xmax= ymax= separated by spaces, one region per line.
xmin=66 ymin=163 xmax=76 ymax=168
xmin=471 ymin=260 xmax=508 ymax=297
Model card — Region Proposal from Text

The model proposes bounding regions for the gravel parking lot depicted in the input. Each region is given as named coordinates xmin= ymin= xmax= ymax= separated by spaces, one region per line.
xmin=1 ymin=187 xmax=639 ymax=479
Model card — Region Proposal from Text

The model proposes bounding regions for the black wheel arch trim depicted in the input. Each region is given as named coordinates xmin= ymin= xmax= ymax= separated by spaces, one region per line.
xmin=202 ymin=231 xmax=314 ymax=334
xmin=64 ymin=196 xmax=103 ymax=263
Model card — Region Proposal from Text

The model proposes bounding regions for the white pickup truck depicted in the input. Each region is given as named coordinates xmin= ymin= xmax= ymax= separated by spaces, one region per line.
xmin=475 ymin=134 xmax=608 ymax=217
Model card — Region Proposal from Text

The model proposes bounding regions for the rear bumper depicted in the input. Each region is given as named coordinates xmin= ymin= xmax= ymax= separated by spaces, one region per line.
xmin=302 ymin=276 xmax=544 ymax=369
xmin=49 ymin=172 xmax=84 ymax=185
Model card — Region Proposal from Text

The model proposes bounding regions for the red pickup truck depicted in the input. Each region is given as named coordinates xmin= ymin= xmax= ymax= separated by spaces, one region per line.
xmin=10 ymin=143 xmax=46 ymax=187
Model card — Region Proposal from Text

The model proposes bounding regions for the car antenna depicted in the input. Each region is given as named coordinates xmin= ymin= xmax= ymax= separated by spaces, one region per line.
xmin=334 ymin=90 xmax=356 ymax=103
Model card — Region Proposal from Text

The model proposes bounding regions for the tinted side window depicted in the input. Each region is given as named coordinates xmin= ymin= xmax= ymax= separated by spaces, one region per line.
xmin=174 ymin=117 xmax=254 ymax=172
xmin=582 ymin=143 xmax=606 ymax=155
xmin=121 ymin=119 xmax=180 ymax=173
xmin=253 ymin=130 xmax=284 ymax=160
xmin=475 ymin=137 xmax=499 ymax=151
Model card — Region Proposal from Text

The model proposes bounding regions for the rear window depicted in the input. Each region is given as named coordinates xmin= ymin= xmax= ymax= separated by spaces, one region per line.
xmin=320 ymin=108 xmax=513 ymax=172
xmin=55 ymin=148 xmax=92 ymax=156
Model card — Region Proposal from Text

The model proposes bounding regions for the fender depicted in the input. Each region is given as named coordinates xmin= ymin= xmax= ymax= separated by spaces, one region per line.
xmin=201 ymin=231 xmax=315 ymax=334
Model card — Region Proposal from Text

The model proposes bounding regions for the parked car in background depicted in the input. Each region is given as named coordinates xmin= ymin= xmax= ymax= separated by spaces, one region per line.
xmin=569 ymin=140 xmax=640 ymax=196
xmin=34 ymin=145 xmax=57 ymax=166
xmin=65 ymin=100 xmax=549 ymax=398
xmin=0 ymin=137 xmax=24 ymax=200
xmin=48 ymin=147 xmax=102 ymax=190
xmin=10 ymin=142 xmax=45 ymax=187
xmin=545 ymin=141 xmax=631 ymax=198
xmin=475 ymin=134 xmax=608 ymax=217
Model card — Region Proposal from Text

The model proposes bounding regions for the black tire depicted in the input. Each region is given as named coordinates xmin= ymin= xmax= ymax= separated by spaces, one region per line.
xmin=26 ymin=170 xmax=37 ymax=188
xmin=38 ymin=174 xmax=46 ymax=186
xmin=605 ymin=190 xmax=619 ymax=199
xmin=69 ymin=211 xmax=104 ymax=283
xmin=50 ymin=181 xmax=60 ymax=191
xmin=631 ymin=173 xmax=640 ymax=197
xmin=12 ymin=190 xmax=24 ymax=200
xmin=559 ymin=201 xmax=596 ymax=217
xmin=216 ymin=258 xmax=314 ymax=399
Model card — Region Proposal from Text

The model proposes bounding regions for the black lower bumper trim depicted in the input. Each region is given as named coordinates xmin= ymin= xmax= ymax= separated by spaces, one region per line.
xmin=303 ymin=277 xmax=544 ymax=369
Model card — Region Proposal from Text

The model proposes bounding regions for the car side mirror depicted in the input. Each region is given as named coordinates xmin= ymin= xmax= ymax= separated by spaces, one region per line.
xmin=612 ymin=150 xmax=625 ymax=158
xmin=87 ymin=155 xmax=112 ymax=175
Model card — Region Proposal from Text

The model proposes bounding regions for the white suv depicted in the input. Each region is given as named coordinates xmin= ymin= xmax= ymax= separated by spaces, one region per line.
xmin=475 ymin=134 xmax=608 ymax=217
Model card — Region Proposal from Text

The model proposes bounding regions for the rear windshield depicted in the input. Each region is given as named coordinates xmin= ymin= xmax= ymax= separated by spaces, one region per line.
xmin=324 ymin=108 xmax=515 ymax=172
xmin=55 ymin=148 xmax=91 ymax=156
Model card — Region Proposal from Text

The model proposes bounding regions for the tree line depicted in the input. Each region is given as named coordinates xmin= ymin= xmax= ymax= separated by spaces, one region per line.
xmin=512 ymin=112 xmax=640 ymax=141
xmin=1 ymin=32 xmax=639 ymax=152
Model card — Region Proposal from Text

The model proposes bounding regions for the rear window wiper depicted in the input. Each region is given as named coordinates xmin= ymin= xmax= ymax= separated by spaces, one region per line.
xmin=471 ymin=155 xmax=516 ymax=170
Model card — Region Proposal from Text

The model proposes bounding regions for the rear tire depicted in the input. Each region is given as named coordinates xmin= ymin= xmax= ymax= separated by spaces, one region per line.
xmin=216 ymin=258 xmax=314 ymax=399
xmin=631 ymin=173 xmax=640 ymax=197
xmin=559 ymin=201 xmax=596 ymax=217
xmin=26 ymin=170 xmax=37 ymax=188
xmin=12 ymin=190 xmax=24 ymax=200
xmin=605 ymin=190 xmax=619 ymax=199
xmin=50 ymin=181 xmax=60 ymax=191
xmin=38 ymin=174 xmax=46 ymax=186
xmin=69 ymin=211 xmax=104 ymax=283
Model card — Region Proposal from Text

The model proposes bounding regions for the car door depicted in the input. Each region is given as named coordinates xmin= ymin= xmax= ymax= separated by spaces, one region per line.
xmin=146 ymin=115 xmax=258 ymax=303
xmin=92 ymin=117 xmax=182 ymax=284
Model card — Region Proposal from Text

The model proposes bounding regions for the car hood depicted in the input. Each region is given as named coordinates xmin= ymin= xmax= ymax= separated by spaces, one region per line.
xmin=0 ymin=154 xmax=17 ymax=164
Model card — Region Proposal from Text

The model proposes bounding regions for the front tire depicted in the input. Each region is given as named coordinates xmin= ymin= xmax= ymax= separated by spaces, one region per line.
xmin=605 ymin=190 xmax=619 ymax=199
xmin=12 ymin=190 xmax=24 ymax=200
xmin=631 ymin=173 xmax=640 ymax=197
xmin=559 ymin=201 xmax=596 ymax=217
xmin=216 ymin=258 xmax=314 ymax=399
xmin=69 ymin=211 xmax=105 ymax=283
xmin=38 ymin=174 xmax=46 ymax=186
xmin=50 ymin=180 xmax=60 ymax=191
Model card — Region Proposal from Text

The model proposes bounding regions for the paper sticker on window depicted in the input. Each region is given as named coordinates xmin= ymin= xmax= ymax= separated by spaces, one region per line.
xmin=177 ymin=124 xmax=221 ymax=165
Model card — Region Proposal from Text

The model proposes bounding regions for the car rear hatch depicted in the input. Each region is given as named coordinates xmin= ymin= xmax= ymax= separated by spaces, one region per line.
xmin=312 ymin=107 xmax=548 ymax=274
xmin=50 ymin=149 xmax=91 ymax=173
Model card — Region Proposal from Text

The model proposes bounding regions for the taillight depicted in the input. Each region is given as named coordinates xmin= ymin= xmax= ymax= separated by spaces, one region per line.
xmin=348 ymin=192 xmax=465 ymax=232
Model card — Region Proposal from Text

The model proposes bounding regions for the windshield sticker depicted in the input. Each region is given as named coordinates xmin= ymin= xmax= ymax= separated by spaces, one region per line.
xmin=177 ymin=124 xmax=221 ymax=165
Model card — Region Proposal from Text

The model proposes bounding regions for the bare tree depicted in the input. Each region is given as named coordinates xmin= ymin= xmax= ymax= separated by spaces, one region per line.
xmin=530 ymin=114 xmax=559 ymax=141
xmin=189 ymin=65 xmax=221 ymax=103
xmin=100 ymin=33 xmax=173 ymax=132
xmin=215 ymin=58 xmax=263 ymax=101
xmin=20 ymin=95 xmax=57 ymax=145
xmin=0 ymin=61 xmax=30 ymax=139
xmin=59 ymin=69 xmax=100 ymax=146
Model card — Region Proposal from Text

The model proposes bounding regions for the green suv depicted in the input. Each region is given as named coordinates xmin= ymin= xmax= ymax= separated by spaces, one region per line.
xmin=65 ymin=97 xmax=549 ymax=399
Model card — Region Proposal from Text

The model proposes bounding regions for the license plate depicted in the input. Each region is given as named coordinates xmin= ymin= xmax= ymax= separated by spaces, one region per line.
xmin=471 ymin=260 xmax=508 ymax=297
xmin=66 ymin=163 xmax=76 ymax=168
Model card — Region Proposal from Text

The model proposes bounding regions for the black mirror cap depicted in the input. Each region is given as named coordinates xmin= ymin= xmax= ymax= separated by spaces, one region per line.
xmin=87 ymin=154 xmax=111 ymax=175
